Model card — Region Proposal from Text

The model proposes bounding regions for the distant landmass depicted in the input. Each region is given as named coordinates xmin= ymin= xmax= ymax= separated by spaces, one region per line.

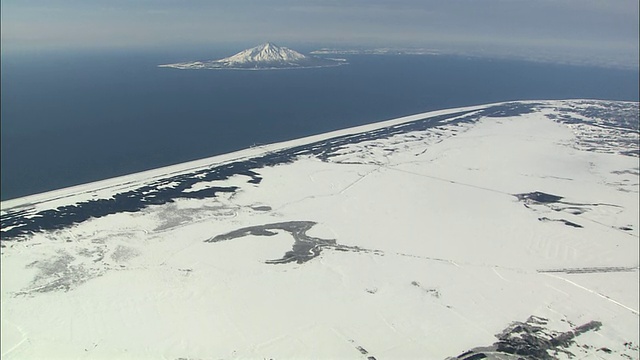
xmin=310 ymin=46 xmax=639 ymax=69
xmin=310 ymin=47 xmax=443 ymax=56
xmin=159 ymin=42 xmax=347 ymax=70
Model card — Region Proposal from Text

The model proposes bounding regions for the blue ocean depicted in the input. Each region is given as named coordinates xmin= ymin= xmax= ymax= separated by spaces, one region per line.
xmin=1 ymin=47 xmax=638 ymax=200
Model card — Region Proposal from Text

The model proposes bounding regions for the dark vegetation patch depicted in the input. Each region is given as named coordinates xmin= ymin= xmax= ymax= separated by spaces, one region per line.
xmin=447 ymin=316 xmax=604 ymax=360
xmin=538 ymin=217 xmax=583 ymax=228
xmin=516 ymin=191 xmax=563 ymax=203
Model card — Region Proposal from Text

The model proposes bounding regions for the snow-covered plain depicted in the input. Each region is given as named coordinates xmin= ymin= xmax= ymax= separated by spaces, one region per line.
xmin=1 ymin=100 xmax=638 ymax=359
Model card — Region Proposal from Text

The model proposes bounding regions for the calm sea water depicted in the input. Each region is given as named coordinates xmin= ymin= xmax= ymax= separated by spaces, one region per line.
xmin=1 ymin=48 xmax=638 ymax=201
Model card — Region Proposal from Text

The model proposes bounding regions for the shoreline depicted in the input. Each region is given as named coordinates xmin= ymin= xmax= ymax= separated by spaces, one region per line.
xmin=1 ymin=101 xmax=502 ymax=211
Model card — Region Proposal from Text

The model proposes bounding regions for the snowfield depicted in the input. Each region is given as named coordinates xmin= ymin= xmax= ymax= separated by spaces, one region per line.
xmin=1 ymin=100 xmax=638 ymax=359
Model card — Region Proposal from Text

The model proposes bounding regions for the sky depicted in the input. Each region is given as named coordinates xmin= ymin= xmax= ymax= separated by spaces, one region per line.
xmin=1 ymin=0 xmax=639 ymax=67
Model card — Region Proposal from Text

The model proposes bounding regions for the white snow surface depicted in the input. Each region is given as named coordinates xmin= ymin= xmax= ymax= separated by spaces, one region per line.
xmin=1 ymin=100 xmax=639 ymax=359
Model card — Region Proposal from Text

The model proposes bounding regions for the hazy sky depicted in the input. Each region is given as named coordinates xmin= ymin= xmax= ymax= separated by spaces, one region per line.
xmin=1 ymin=0 xmax=638 ymax=66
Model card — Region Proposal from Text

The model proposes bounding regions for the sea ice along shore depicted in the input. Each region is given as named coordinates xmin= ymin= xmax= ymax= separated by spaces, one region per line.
xmin=1 ymin=100 xmax=638 ymax=359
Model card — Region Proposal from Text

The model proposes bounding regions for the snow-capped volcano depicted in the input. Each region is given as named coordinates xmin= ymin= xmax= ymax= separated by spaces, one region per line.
xmin=222 ymin=42 xmax=308 ymax=64
xmin=159 ymin=42 xmax=346 ymax=70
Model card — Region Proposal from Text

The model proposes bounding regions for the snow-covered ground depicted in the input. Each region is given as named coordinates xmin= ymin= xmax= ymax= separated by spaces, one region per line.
xmin=1 ymin=100 xmax=638 ymax=359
